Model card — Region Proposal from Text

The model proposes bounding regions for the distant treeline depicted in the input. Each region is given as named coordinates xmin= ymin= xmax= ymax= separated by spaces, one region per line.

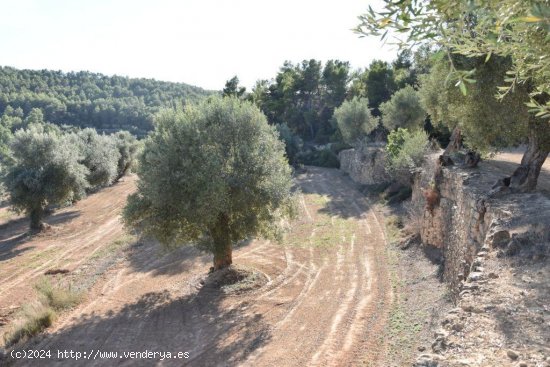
xmin=0 ymin=67 xmax=213 ymax=136
xmin=222 ymin=49 xmax=431 ymax=144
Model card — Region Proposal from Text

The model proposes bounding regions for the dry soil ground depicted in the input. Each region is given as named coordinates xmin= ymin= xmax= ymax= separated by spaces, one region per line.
xmin=0 ymin=177 xmax=136 ymax=334
xmin=2 ymin=167 xmax=394 ymax=366
xmin=483 ymin=147 xmax=550 ymax=193
xmin=3 ymin=149 xmax=547 ymax=367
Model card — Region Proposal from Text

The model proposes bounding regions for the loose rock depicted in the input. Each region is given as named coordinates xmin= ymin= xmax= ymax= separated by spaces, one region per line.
xmin=507 ymin=349 xmax=519 ymax=360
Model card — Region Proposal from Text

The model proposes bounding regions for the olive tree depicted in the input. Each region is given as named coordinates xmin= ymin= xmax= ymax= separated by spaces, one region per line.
xmin=356 ymin=0 xmax=550 ymax=191
xmin=418 ymin=57 xmax=531 ymax=154
xmin=0 ymin=123 xmax=13 ymax=198
xmin=333 ymin=97 xmax=378 ymax=146
xmin=380 ymin=85 xmax=426 ymax=131
xmin=5 ymin=125 xmax=88 ymax=230
xmin=113 ymin=130 xmax=140 ymax=180
xmin=124 ymin=97 xmax=295 ymax=270
xmin=386 ymin=128 xmax=430 ymax=185
xmin=74 ymin=129 xmax=120 ymax=190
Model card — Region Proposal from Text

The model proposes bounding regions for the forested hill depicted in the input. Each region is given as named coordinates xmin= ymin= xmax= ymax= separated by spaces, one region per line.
xmin=0 ymin=66 xmax=213 ymax=136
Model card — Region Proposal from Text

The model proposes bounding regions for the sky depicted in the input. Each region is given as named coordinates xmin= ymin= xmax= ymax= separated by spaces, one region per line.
xmin=0 ymin=0 xmax=396 ymax=90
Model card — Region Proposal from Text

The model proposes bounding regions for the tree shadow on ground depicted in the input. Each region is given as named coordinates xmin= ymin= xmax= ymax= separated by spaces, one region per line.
xmin=18 ymin=282 xmax=271 ymax=366
xmin=0 ymin=233 xmax=34 ymax=262
xmin=126 ymin=236 xmax=256 ymax=278
xmin=0 ymin=211 xmax=80 ymax=262
xmin=125 ymin=240 xmax=212 ymax=277
xmin=297 ymin=166 xmax=371 ymax=220
xmin=44 ymin=210 xmax=81 ymax=227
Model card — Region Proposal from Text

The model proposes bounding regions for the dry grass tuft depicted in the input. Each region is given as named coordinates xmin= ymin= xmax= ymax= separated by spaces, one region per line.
xmin=3 ymin=279 xmax=84 ymax=346
xmin=3 ymin=303 xmax=55 ymax=346
xmin=34 ymin=278 xmax=83 ymax=311
xmin=385 ymin=215 xmax=404 ymax=245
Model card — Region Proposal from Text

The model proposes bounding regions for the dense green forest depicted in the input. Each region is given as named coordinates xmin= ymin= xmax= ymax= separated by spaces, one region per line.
xmin=219 ymin=49 xmax=437 ymax=168
xmin=0 ymin=67 xmax=212 ymax=136
xmin=224 ymin=51 xmax=430 ymax=146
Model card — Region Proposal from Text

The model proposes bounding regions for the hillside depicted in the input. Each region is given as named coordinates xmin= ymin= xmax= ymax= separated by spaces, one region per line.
xmin=0 ymin=67 xmax=214 ymax=136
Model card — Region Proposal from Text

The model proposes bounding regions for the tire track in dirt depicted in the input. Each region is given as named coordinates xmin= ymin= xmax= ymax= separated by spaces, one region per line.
xmin=11 ymin=167 xmax=391 ymax=367
xmin=1 ymin=180 xmax=135 ymax=288
xmin=0 ymin=177 xmax=136 ymax=334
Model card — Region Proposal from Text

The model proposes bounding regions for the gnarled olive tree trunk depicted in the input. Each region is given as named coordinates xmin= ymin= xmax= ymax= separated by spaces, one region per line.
xmin=210 ymin=213 xmax=233 ymax=270
xmin=509 ymin=128 xmax=549 ymax=192
xmin=30 ymin=206 xmax=45 ymax=231
xmin=443 ymin=126 xmax=462 ymax=155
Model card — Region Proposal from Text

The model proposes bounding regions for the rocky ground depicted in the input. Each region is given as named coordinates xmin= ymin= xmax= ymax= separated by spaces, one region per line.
xmin=411 ymin=148 xmax=550 ymax=367
xmin=413 ymin=243 xmax=550 ymax=367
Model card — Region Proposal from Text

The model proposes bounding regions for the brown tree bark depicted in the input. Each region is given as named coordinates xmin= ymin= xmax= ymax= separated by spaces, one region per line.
xmin=443 ymin=126 xmax=462 ymax=155
xmin=30 ymin=207 xmax=45 ymax=231
xmin=508 ymin=129 xmax=549 ymax=192
xmin=464 ymin=150 xmax=481 ymax=168
xmin=210 ymin=213 xmax=233 ymax=270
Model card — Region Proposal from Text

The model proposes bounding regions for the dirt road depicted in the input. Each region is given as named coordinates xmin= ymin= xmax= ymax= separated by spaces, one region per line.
xmin=0 ymin=177 xmax=136 ymax=334
xmin=9 ymin=167 xmax=391 ymax=366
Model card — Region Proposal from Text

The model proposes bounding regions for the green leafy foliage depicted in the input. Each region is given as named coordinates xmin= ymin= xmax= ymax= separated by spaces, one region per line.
xmin=250 ymin=59 xmax=351 ymax=143
xmin=0 ymin=123 xmax=13 ymax=197
xmin=365 ymin=60 xmax=397 ymax=115
xmin=5 ymin=124 xmax=89 ymax=229
xmin=333 ymin=97 xmax=378 ymax=146
xmin=222 ymin=76 xmax=246 ymax=98
xmin=380 ymin=85 xmax=426 ymax=131
xmin=386 ymin=128 xmax=429 ymax=185
xmin=418 ymin=57 xmax=530 ymax=153
xmin=356 ymin=0 xmax=550 ymax=141
xmin=123 ymin=97 xmax=296 ymax=267
xmin=113 ymin=131 xmax=140 ymax=180
xmin=0 ymin=67 xmax=212 ymax=136
xmin=71 ymin=128 xmax=120 ymax=190
xmin=297 ymin=147 xmax=340 ymax=168
xmin=275 ymin=123 xmax=303 ymax=165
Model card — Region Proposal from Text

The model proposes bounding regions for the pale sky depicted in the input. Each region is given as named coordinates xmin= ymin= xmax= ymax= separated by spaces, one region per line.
xmin=0 ymin=0 xmax=396 ymax=90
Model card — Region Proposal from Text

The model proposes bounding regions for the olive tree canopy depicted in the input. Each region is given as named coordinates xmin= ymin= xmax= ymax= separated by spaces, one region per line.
xmin=124 ymin=97 xmax=296 ymax=270
xmin=5 ymin=125 xmax=88 ymax=229
xmin=72 ymin=128 xmax=120 ymax=190
xmin=356 ymin=0 xmax=550 ymax=191
xmin=333 ymin=97 xmax=378 ymax=146
xmin=380 ymin=85 xmax=426 ymax=131
xmin=113 ymin=130 xmax=140 ymax=180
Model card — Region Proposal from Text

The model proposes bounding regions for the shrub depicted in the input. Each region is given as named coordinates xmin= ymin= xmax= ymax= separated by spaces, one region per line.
xmin=4 ymin=303 xmax=55 ymax=346
xmin=34 ymin=278 xmax=82 ymax=311
xmin=275 ymin=123 xmax=303 ymax=165
xmin=380 ymin=85 xmax=426 ymax=131
xmin=297 ymin=147 xmax=340 ymax=168
xmin=333 ymin=97 xmax=378 ymax=147
xmin=385 ymin=215 xmax=404 ymax=245
xmin=386 ymin=128 xmax=429 ymax=185
xmin=386 ymin=128 xmax=408 ymax=159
